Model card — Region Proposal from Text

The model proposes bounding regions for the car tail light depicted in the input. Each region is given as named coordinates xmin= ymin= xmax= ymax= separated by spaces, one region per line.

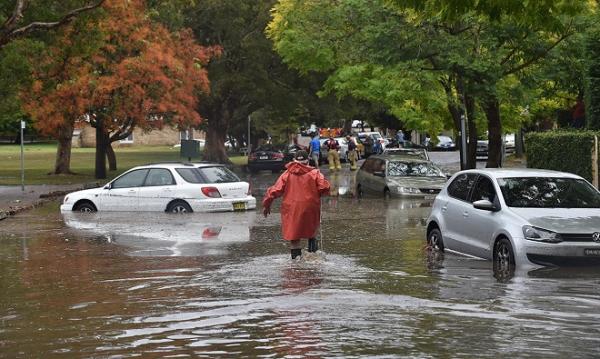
xmin=201 ymin=187 xmax=222 ymax=198
xmin=272 ymin=152 xmax=284 ymax=159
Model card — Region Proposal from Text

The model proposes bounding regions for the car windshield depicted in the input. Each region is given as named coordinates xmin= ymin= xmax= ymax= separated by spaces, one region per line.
xmin=498 ymin=177 xmax=600 ymax=208
xmin=198 ymin=166 xmax=240 ymax=183
xmin=387 ymin=161 xmax=444 ymax=177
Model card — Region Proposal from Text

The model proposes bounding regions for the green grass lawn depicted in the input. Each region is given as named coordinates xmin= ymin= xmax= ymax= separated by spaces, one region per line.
xmin=0 ymin=142 xmax=248 ymax=185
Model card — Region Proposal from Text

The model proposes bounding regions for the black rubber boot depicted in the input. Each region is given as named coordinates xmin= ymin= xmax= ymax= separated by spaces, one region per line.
xmin=308 ymin=238 xmax=318 ymax=253
xmin=291 ymin=248 xmax=302 ymax=259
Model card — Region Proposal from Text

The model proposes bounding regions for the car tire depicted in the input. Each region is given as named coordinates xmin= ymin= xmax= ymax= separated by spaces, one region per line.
xmin=73 ymin=201 xmax=97 ymax=213
xmin=166 ymin=200 xmax=193 ymax=213
xmin=427 ymin=228 xmax=444 ymax=252
xmin=493 ymin=237 xmax=515 ymax=274
xmin=384 ymin=188 xmax=391 ymax=200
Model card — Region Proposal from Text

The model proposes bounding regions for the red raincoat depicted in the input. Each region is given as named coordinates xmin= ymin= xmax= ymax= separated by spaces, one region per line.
xmin=262 ymin=161 xmax=330 ymax=241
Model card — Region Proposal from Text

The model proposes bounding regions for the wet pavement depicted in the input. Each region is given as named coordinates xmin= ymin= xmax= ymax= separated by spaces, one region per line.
xmin=2 ymin=156 xmax=599 ymax=358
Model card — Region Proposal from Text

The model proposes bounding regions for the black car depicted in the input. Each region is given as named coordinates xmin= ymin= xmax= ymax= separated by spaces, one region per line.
xmin=247 ymin=144 xmax=301 ymax=173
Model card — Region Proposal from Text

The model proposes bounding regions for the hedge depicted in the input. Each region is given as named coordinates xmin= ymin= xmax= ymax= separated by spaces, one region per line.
xmin=526 ymin=130 xmax=598 ymax=182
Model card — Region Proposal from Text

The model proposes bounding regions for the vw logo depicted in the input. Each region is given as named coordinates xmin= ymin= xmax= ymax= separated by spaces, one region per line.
xmin=593 ymin=232 xmax=600 ymax=243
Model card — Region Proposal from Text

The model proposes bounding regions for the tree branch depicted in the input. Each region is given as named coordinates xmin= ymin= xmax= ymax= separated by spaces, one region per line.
xmin=503 ymin=23 xmax=574 ymax=76
xmin=0 ymin=0 xmax=105 ymax=47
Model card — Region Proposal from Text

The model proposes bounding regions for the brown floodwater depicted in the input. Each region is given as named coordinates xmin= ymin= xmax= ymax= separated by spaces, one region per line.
xmin=2 ymin=170 xmax=600 ymax=358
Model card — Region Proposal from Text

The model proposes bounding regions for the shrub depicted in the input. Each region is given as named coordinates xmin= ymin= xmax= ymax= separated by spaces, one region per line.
xmin=526 ymin=130 xmax=597 ymax=182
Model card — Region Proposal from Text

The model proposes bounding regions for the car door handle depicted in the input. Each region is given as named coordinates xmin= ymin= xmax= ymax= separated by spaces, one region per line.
xmin=441 ymin=205 xmax=448 ymax=212
xmin=462 ymin=211 xmax=469 ymax=218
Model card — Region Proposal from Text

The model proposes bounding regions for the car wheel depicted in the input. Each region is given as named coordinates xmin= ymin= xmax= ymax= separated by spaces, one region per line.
xmin=384 ymin=188 xmax=391 ymax=200
xmin=167 ymin=200 xmax=192 ymax=213
xmin=493 ymin=237 xmax=515 ymax=273
xmin=73 ymin=201 xmax=97 ymax=213
xmin=356 ymin=184 xmax=363 ymax=198
xmin=427 ymin=228 xmax=444 ymax=252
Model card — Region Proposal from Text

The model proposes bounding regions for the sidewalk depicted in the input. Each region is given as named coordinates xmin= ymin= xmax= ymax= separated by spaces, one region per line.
xmin=0 ymin=184 xmax=84 ymax=220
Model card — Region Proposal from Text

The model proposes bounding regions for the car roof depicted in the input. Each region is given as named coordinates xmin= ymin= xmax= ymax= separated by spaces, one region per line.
xmin=136 ymin=162 xmax=226 ymax=169
xmin=457 ymin=168 xmax=583 ymax=179
xmin=368 ymin=154 xmax=431 ymax=163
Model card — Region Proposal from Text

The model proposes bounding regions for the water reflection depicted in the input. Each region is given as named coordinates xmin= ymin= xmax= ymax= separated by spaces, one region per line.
xmin=62 ymin=211 xmax=255 ymax=256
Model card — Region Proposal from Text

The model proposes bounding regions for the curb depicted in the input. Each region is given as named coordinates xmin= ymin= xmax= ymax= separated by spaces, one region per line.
xmin=0 ymin=189 xmax=80 ymax=221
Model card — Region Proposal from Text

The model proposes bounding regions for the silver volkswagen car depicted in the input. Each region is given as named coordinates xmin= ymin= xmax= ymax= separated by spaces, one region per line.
xmin=356 ymin=155 xmax=448 ymax=198
xmin=426 ymin=168 xmax=600 ymax=269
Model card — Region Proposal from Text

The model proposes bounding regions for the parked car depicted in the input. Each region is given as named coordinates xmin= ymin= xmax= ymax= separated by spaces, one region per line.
xmin=357 ymin=131 xmax=388 ymax=149
xmin=61 ymin=163 xmax=256 ymax=213
xmin=247 ymin=144 xmax=290 ymax=173
xmin=356 ymin=154 xmax=448 ymax=198
xmin=504 ymin=133 xmax=516 ymax=153
xmin=382 ymin=147 xmax=430 ymax=160
xmin=476 ymin=140 xmax=489 ymax=158
xmin=426 ymin=168 xmax=600 ymax=270
xmin=434 ymin=135 xmax=456 ymax=151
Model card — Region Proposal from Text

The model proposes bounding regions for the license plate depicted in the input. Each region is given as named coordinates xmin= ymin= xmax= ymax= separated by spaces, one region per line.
xmin=259 ymin=156 xmax=268 ymax=160
xmin=584 ymin=248 xmax=600 ymax=256
xmin=233 ymin=202 xmax=246 ymax=211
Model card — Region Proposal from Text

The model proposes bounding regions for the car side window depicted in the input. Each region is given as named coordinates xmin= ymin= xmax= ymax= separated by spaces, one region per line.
xmin=112 ymin=169 xmax=149 ymax=189
xmin=144 ymin=168 xmax=175 ymax=186
xmin=471 ymin=176 xmax=497 ymax=203
xmin=447 ymin=173 xmax=477 ymax=201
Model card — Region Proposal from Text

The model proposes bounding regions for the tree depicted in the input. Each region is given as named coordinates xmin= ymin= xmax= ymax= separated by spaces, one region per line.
xmin=0 ymin=0 xmax=105 ymax=48
xmin=24 ymin=0 xmax=216 ymax=178
xmin=269 ymin=0 xmax=589 ymax=168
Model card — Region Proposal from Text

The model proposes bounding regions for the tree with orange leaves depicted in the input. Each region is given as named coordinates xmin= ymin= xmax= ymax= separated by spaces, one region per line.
xmin=24 ymin=0 xmax=218 ymax=178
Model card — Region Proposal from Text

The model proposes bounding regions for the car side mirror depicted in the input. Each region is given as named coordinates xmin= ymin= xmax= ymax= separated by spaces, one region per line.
xmin=473 ymin=199 xmax=497 ymax=211
xmin=373 ymin=171 xmax=385 ymax=177
xmin=104 ymin=184 xmax=111 ymax=190
xmin=445 ymin=173 xmax=452 ymax=179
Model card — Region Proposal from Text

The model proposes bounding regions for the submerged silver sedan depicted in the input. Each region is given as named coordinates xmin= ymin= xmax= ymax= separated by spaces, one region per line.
xmin=355 ymin=155 xmax=448 ymax=198
xmin=426 ymin=168 xmax=600 ymax=269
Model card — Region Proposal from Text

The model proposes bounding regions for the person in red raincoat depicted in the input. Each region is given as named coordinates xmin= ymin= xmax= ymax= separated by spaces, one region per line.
xmin=262 ymin=150 xmax=331 ymax=259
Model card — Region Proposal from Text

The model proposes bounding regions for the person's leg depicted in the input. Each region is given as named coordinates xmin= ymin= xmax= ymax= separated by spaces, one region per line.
xmin=290 ymin=239 xmax=302 ymax=259
xmin=328 ymin=151 xmax=335 ymax=170
xmin=334 ymin=151 xmax=341 ymax=170
xmin=308 ymin=237 xmax=318 ymax=252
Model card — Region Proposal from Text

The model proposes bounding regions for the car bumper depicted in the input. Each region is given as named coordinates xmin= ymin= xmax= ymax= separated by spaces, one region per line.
xmin=523 ymin=240 xmax=600 ymax=266
xmin=189 ymin=196 xmax=257 ymax=212
xmin=60 ymin=203 xmax=73 ymax=212
xmin=248 ymin=161 xmax=285 ymax=171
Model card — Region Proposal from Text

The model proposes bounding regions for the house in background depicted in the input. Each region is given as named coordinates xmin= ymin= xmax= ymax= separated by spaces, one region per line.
xmin=71 ymin=123 xmax=205 ymax=148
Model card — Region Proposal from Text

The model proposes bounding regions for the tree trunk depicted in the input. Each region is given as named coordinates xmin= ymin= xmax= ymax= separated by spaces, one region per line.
xmin=204 ymin=124 xmax=231 ymax=164
xmin=95 ymin=115 xmax=107 ymax=179
xmin=53 ymin=121 xmax=74 ymax=174
xmin=483 ymin=98 xmax=503 ymax=168
xmin=465 ymin=95 xmax=478 ymax=169
xmin=106 ymin=140 xmax=117 ymax=171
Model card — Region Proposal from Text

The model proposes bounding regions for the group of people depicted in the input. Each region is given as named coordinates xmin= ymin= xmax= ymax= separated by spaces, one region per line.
xmin=307 ymin=134 xmax=359 ymax=171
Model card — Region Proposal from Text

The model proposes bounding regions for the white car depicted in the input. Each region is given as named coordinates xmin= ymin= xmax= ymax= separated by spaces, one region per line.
xmin=61 ymin=163 xmax=256 ymax=213
xmin=426 ymin=168 xmax=600 ymax=270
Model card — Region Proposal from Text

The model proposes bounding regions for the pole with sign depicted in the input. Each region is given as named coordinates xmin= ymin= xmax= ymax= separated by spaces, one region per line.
xmin=20 ymin=120 xmax=25 ymax=191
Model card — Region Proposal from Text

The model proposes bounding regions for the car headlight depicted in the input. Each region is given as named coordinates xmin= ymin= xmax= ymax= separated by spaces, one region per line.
xmin=396 ymin=186 xmax=419 ymax=194
xmin=522 ymin=225 xmax=562 ymax=243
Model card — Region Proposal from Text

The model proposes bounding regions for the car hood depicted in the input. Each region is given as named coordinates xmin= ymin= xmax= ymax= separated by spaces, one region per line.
xmin=387 ymin=176 xmax=446 ymax=188
xmin=510 ymin=208 xmax=600 ymax=233
xmin=67 ymin=187 xmax=103 ymax=198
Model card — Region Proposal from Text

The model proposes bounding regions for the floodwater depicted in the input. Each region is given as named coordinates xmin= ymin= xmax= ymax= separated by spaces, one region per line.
xmin=2 ymin=169 xmax=600 ymax=358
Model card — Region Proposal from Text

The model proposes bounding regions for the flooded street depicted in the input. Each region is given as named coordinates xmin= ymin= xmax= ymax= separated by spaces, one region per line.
xmin=2 ymin=167 xmax=600 ymax=358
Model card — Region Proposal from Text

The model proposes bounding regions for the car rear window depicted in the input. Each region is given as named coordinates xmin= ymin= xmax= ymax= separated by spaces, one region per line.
xmin=388 ymin=161 xmax=444 ymax=177
xmin=498 ymin=177 xmax=600 ymax=208
xmin=176 ymin=168 xmax=205 ymax=184
xmin=198 ymin=166 xmax=241 ymax=183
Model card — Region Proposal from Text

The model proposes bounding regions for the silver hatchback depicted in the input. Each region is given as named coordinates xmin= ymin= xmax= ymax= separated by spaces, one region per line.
xmin=356 ymin=155 xmax=448 ymax=198
xmin=426 ymin=168 xmax=600 ymax=269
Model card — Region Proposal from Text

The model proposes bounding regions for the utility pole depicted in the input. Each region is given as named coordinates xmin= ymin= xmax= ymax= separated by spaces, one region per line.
xmin=247 ymin=115 xmax=252 ymax=156
xmin=20 ymin=120 xmax=25 ymax=191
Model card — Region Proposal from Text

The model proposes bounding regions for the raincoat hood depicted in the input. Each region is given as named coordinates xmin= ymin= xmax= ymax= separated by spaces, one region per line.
xmin=285 ymin=161 xmax=315 ymax=175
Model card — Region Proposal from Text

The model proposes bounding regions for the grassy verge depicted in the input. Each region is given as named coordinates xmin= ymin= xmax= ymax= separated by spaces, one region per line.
xmin=0 ymin=142 xmax=248 ymax=185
